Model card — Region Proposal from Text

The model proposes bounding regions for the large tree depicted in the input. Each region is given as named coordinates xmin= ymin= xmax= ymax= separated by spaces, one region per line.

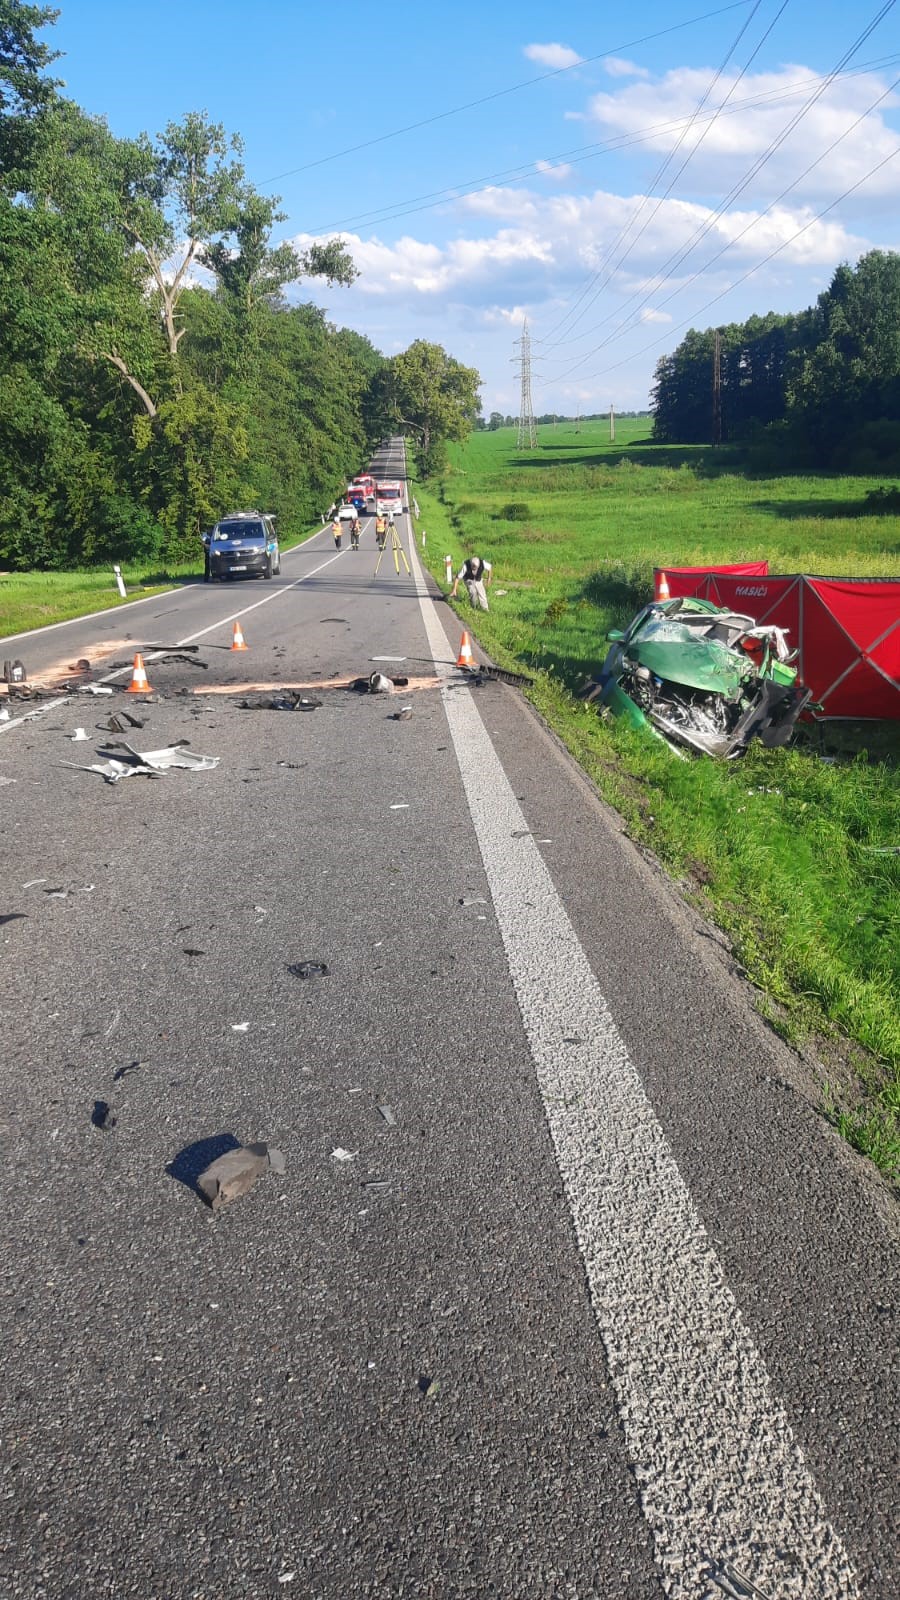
xmin=384 ymin=340 xmax=481 ymax=472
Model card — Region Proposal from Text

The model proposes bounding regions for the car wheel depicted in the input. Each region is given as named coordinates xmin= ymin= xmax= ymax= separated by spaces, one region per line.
xmin=274 ymin=558 xmax=281 ymax=575
xmin=264 ymin=557 xmax=273 ymax=579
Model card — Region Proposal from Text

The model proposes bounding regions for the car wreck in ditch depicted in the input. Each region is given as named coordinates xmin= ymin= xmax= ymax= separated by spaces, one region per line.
xmin=589 ymin=596 xmax=813 ymax=759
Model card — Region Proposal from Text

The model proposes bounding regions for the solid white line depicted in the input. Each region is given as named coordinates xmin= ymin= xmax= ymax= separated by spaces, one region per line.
xmin=0 ymin=524 xmax=325 ymax=648
xmin=408 ymin=529 xmax=858 ymax=1599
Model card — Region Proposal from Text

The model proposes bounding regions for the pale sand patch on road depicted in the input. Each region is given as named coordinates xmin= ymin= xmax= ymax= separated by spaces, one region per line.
xmin=26 ymin=637 xmax=136 ymax=688
xmin=195 ymin=675 xmax=441 ymax=694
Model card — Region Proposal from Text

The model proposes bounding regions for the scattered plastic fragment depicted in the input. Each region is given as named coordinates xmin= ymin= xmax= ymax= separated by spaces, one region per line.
xmin=91 ymin=1099 xmax=116 ymax=1130
xmin=0 ymin=709 xmax=10 ymax=721
xmin=23 ymin=878 xmax=46 ymax=889
xmin=0 ymin=774 xmax=15 ymax=786
xmin=231 ymin=1022 xmax=249 ymax=1033
xmin=368 ymin=672 xmax=393 ymax=694
xmin=393 ymin=706 xmax=413 ymax=720
xmin=390 ymin=803 xmax=409 ymax=810
xmin=417 ymin=1375 xmax=440 ymax=1398
xmin=78 ymin=684 xmax=114 ymax=696
xmin=459 ymin=895 xmax=487 ymax=906
xmin=371 ymin=656 xmax=407 ymax=663
xmin=511 ymin=829 xmax=530 ymax=838
xmin=361 ymin=1179 xmax=391 ymax=1190
xmin=101 ymin=711 xmax=145 ymax=733
xmin=331 ymin=1147 xmax=358 ymax=1163
xmin=63 ymin=740 xmax=219 ymax=784
xmin=195 ymin=1142 xmax=284 ymax=1211
xmin=183 ymin=947 xmax=206 ymax=958
xmin=70 ymin=727 xmax=89 ymax=741
xmin=287 ymin=960 xmax=330 ymax=979
xmin=377 ymin=1105 xmax=397 ymax=1126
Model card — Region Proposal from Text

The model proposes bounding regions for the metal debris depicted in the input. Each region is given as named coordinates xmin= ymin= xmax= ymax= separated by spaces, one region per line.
xmin=287 ymin=960 xmax=329 ymax=979
xmin=331 ymin=1147 xmax=358 ymax=1163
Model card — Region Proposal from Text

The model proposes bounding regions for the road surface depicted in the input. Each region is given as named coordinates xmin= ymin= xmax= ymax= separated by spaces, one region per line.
xmin=1 ymin=441 xmax=896 ymax=1600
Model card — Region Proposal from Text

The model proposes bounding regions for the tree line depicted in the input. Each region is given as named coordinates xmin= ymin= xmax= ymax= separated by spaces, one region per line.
xmin=0 ymin=3 xmax=480 ymax=570
xmin=650 ymin=250 xmax=900 ymax=472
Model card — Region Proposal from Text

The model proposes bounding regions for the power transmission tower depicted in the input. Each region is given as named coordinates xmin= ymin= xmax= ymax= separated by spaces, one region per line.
xmin=512 ymin=319 xmax=537 ymax=448
xmin=712 ymin=328 xmax=722 ymax=447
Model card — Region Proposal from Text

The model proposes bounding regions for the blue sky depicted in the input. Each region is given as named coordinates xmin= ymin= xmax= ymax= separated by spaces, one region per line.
xmin=52 ymin=1 xmax=900 ymax=416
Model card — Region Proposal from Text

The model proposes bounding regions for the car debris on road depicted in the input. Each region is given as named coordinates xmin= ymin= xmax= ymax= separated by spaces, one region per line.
xmin=63 ymin=740 xmax=220 ymax=784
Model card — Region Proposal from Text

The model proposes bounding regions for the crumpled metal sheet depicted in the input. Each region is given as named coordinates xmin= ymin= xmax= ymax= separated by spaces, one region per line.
xmin=62 ymin=739 xmax=220 ymax=784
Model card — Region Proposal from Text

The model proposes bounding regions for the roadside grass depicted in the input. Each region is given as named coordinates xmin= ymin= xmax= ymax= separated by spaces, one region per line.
xmin=0 ymin=526 xmax=321 ymax=640
xmin=413 ymin=422 xmax=900 ymax=1181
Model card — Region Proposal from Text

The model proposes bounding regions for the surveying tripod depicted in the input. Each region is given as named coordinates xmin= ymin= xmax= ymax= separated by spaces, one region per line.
xmin=374 ymin=522 xmax=411 ymax=578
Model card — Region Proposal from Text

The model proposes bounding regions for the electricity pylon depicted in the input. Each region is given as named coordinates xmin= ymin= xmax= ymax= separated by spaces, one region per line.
xmin=513 ymin=319 xmax=537 ymax=448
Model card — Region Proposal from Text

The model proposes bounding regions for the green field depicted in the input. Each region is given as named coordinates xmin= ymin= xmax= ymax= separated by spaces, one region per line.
xmin=415 ymin=421 xmax=900 ymax=1180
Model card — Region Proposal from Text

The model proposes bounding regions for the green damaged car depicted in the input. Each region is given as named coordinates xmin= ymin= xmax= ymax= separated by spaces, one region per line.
xmin=593 ymin=597 xmax=813 ymax=759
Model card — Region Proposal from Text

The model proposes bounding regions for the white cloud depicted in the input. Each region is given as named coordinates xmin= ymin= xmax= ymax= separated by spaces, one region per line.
xmin=536 ymin=158 xmax=574 ymax=180
xmin=639 ymin=308 xmax=672 ymax=324
xmin=582 ymin=63 xmax=900 ymax=208
xmin=523 ymin=42 xmax=583 ymax=70
xmin=603 ymin=57 xmax=649 ymax=79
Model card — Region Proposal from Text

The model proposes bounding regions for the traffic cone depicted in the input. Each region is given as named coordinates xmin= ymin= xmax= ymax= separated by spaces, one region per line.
xmin=231 ymin=620 xmax=248 ymax=652
xmin=125 ymin=653 xmax=152 ymax=693
xmin=457 ymin=630 xmax=476 ymax=669
xmin=656 ymin=570 xmax=671 ymax=601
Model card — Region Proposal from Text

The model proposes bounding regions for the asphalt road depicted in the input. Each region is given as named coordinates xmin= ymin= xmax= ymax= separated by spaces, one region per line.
xmin=0 ymin=441 xmax=897 ymax=1600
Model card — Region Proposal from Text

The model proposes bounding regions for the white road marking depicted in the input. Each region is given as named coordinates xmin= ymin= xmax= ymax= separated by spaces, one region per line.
xmin=408 ymin=527 xmax=858 ymax=1598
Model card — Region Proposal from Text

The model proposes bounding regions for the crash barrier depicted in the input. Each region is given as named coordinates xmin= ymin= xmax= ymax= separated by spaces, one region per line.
xmin=654 ymin=568 xmax=900 ymax=719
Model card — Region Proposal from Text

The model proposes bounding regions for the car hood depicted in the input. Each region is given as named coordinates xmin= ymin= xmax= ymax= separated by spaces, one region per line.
xmin=627 ymin=617 xmax=749 ymax=695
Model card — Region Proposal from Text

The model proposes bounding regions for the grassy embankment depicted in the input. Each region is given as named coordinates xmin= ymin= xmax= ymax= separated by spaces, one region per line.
xmin=413 ymin=420 xmax=900 ymax=1180
xmin=0 ymin=526 xmax=321 ymax=639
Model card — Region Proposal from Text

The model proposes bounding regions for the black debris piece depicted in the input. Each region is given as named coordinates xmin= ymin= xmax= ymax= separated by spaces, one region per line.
xmin=287 ymin=961 xmax=330 ymax=979
xmin=0 ymin=913 xmax=26 ymax=926
xmin=91 ymin=1099 xmax=116 ymax=1130
xmin=183 ymin=947 xmax=206 ymax=958
xmin=112 ymin=1060 xmax=142 ymax=1082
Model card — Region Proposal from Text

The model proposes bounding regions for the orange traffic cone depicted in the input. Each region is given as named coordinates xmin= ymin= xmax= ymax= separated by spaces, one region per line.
xmin=656 ymin=570 xmax=671 ymax=601
xmin=457 ymin=630 xmax=476 ymax=669
xmin=231 ymin=620 xmax=248 ymax=652
xmin=125 ymin=652 xmax=152 ymax=693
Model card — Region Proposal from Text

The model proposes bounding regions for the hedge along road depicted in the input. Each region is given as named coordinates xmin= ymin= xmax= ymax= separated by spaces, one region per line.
xmin=0 ymin=443 xmax=896 ymax=1598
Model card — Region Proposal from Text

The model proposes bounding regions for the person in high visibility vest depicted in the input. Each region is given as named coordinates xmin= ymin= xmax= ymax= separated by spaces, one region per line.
xmin=375 ymin=513 xmax=387 ymax=551
xmin=332 ymin=517 xmax=342 ymax=550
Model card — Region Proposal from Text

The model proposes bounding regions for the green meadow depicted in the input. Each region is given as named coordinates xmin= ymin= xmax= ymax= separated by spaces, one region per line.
xmin=416 ymin=421 xmax=900 ymax=1180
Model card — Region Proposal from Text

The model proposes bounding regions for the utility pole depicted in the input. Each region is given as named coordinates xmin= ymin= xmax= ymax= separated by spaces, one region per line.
xmin=712 ymin=329 xmax=722 ymax=447
xmin=575 ymin=412 xmax=582 ymax=434
xmin=512 ymin=318 xmax=537 ymax=449
xmin=609 ymin=404 xmax=616 ymax=443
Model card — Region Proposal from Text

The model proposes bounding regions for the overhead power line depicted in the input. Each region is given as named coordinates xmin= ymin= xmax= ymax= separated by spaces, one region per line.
xmin=560 ymin=139 xmax=900 ymax=390
xmin=258 ymin=1 xmax=755 ymax=186
xmin=547 ymin=0 xmax=899 ymax=379
xmin=301 ymin=54 xmax=900 ymax=236
xmin=542 ymin=0 xmax=789 ymax=347
xmin=546 ymin=64 xmax=900 ymax=376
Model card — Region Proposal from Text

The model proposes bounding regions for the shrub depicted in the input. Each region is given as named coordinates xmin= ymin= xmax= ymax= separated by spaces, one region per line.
xmin=499 ymin=501 xmax=531 ymax=520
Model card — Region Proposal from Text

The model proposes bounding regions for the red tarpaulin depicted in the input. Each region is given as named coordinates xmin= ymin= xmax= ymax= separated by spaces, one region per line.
xmin=655 ymin=561 xmax=768 ymax=599
xmin=653 ymin=569 xmax=900 ymax=720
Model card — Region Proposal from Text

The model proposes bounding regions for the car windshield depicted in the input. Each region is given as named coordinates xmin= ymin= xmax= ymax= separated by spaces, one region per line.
xmin=214 ymin=521 xmax=265 ymax=543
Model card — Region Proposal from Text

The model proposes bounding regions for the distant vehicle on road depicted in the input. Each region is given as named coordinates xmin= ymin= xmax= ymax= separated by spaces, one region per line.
xmin=336 ymin=503 xmax=358 ymax=523
xmin=204 ymin=512 xmax=280 ymax=581
xmin=376 ymin=481 xmax=405 ymax=515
